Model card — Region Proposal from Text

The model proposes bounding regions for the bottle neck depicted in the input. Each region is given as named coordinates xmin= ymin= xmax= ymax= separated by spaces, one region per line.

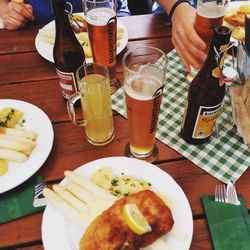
xmin=51 ymin=0 xmax=73 ymax=33
xmin=207 ymin=26 xmax=231 ymax=61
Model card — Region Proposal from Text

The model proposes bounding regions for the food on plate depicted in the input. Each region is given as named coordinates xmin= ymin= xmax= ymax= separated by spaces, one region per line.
xmin=224 ymin=8 xmax=245 ymax=26
xmin=232 ymin=26 xmax=245 ymax=40
xmin=223 ymin=3 xmax=250 ymax=41
xmin=91 ymin=167 xmax=151 ymax=197
xmin=0 ymin=127 xmax=37 ymax=141
xmin=0 ymin=148 xmax=27 ymax=162
xmin=0 ymin=110 xmax=38 ymax=162
xmin=43 ymin=169 xmax=175 ymax=248
xmin=43 ymin=187 xmax=87 ymax=225
xmin=0 ymin=159 xmax=8 ymax=176
xmin=64 ymin=170 xmax=116 ymax=201
xmin=0 ymin=107 xmax=24 ymax=128
xmin=38 ymin=22 xmax=125 ymax=58
xmin=123 ymin=203 xmax=152 ymax=235
xmin=0 ymin=134 xmax=35 ymax=155
xmin=238 ymin=4 xmax=250 ymax=14
xmin=79 ymin=190 xmax=174 ymax=250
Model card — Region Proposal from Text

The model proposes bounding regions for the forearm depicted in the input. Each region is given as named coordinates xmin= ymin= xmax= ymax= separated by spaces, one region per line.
xmin=0 ymin=0 xmax=10 ymax=16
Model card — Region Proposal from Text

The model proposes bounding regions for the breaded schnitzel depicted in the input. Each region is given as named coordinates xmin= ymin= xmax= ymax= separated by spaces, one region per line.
xmin=79 ymin=190 xmax=174 ymax=250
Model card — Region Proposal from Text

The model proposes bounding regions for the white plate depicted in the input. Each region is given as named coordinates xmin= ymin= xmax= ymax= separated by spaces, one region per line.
xmin=0 ymin=99 xmax=54 ymax=194
xmin=35 ymin=14 xmax=128 ymax=63
xmin=42 ymin=157 xmax=193 ymax=250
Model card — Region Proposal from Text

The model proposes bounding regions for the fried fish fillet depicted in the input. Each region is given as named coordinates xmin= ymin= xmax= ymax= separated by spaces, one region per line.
xmin=80 ymin=190 xmax=174 ymax=250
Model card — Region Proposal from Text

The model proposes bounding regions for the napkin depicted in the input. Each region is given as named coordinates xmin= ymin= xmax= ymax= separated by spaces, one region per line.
xmin=0 ymin=176 xmax=45 ymax=224
xmin=202 ymin=195 xmax=250 ymax=250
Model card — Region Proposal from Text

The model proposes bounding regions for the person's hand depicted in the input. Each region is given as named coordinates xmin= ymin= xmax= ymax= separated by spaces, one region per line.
xmin=1 ymin=1 xmax=34 ymax=30
xmin=171 ymin=3 xmax=207 ymax=72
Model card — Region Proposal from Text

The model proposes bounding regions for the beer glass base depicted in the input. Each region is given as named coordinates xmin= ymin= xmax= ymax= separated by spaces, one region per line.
xmin=87 ymin=132 xmax=115 ymax=146
xmin=125 ymin=143 xmax=158 ymax=163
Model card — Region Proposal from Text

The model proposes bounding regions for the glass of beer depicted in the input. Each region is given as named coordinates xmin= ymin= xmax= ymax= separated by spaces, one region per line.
xmin=67 ymin=63 xmax=115 ymax=146
xmin=83 ymin=0 xmax=118 ymax=93
xmin=123 ymin=46 xmax=168 ymax=162
xmin=187 ymin=0 xmax=230 ymax=81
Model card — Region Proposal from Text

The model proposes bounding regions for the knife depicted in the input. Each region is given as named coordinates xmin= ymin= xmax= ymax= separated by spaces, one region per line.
xmin=245 ymin=14 xmax=250 ymax=54
xmin=226 ymin=182 xmax=240 ymax=205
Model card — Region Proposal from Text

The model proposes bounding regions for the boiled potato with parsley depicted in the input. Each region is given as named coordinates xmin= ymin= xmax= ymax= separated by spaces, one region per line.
xmin=91 ymin=167 xmax=112 ymax=190
xmin=91 ymin=167 xmax=151 ymax=198
xmin=0 ymin=108 xmax=24 ymax=128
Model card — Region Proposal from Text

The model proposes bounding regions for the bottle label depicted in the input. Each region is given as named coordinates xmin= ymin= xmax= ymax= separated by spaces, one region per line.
xmin=192 ymin=103 xmax=222 ymax=139
xmin=56 ymin=69 xmax=77 ymax=99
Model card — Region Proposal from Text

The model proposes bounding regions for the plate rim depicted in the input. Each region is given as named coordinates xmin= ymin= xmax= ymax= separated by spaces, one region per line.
xmin=42 ymin=156 xmax=193 ymax=250
xmin=35 ymin=14 xmax=128 ymax=63
xmin=0 ymin=99 xmax=54 ymax=194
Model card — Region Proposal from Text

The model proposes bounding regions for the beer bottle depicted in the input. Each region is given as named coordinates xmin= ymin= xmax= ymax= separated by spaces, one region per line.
xmin=181 ymin=26 xmax=232 ymax=145
xmin=51 ymin=0 xmax=85 ymax=100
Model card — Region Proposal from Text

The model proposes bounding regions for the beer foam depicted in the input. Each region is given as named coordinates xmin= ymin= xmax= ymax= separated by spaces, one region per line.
xmin=125 ymin=76 xmax=162 ymax=101
xmin=196 ymin=2 xmax=228 ymax=18
xmin=86 ymin=8 xmax=116 ymax=26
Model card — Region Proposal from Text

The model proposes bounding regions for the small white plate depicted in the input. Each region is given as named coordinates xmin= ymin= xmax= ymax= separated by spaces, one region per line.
xmin=35 ymin=14 xmax=128 ymax=63
xmin=0 ymin=99 xmax=54 ymax=194
xmin=42 ymin=157 xmax=193 ymax=250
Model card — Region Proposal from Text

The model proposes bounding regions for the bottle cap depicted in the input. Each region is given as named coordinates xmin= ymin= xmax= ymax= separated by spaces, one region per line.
xmin=220 ymin=67 xmax=237 ymax=84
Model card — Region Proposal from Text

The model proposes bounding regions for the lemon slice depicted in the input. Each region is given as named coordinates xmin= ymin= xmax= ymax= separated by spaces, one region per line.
xmin=123 ymin=203 xmax=152 ymax=235
xmin=0 ymin=159 xmax=8 ymax=176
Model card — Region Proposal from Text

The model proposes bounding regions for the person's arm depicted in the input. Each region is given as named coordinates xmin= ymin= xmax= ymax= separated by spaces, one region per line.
xmin=158 ymin=0 xmax=207 ymax=72
xmin=0 ymin=0 xmax=34 ymax=30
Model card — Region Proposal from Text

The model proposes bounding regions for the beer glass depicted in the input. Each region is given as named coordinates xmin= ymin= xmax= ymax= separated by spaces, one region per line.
xmin=123 ymin=46 xmax=168 ymax=162
xmin=83 ymin=0 xmax=118 ymax=93
xmin=67 ymin=63 xmax=115 ymax=146
xmin=187 ymin=0 xmax=230 ymax=81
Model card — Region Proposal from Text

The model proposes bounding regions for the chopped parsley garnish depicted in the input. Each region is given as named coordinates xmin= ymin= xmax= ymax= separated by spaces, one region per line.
xmin=111 ymin=178 xmax=119 ymax=186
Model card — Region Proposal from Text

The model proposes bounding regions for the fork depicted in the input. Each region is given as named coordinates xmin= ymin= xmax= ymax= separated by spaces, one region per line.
xmin=215 ymin=184 xmax=228 ymax=203
xmin=33 ymin=182 xmax=47 ymax=208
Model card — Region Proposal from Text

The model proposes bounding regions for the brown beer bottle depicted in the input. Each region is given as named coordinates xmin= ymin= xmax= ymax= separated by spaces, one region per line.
xmin=51 ymin=0 xmax=85 ymax=100
xmin=181 ymin=26 xmax=232 ymax=145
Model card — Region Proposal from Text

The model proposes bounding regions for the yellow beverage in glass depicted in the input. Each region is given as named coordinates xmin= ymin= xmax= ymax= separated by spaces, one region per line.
xmin=79 ymin=73 xmax=114 ymax=144
xmin=67 ymin=63 xmax=115 ymax=146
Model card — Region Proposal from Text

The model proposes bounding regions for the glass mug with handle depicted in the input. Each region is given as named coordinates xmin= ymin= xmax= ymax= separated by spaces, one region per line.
xmin=67 ymin=63 xmax=115 ymax=146
xmin=123 ymin=46 xmax=168 ymax=162
xmin=83 ymin=0 xmax=118 ymax=93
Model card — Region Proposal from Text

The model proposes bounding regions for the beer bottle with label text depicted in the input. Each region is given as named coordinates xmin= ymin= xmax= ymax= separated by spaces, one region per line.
xmin=51 ymin=0 xmax=85 ymax=100
xmin=181 ymin=26 xmax=232 ymax=145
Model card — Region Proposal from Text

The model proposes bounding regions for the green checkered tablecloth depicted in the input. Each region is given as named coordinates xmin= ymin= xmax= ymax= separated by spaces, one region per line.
xmin=111 ymin=49 xmax=250 ymax=184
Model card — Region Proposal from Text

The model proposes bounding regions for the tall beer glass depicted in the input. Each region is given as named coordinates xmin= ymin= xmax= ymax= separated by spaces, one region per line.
xmin=83 ymin=0 xmax=117 ymax=93
xmin=123 ymin=46 xmax=167 ymax=162
xmin=188 ymin=0 xmax=230 ymax=81
xmin=195 ymin=0 xmax=230 ymax=52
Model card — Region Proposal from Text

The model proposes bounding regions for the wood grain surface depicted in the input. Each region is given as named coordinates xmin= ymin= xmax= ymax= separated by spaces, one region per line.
xmin=0 ymin=13 xmax=249 ymax=250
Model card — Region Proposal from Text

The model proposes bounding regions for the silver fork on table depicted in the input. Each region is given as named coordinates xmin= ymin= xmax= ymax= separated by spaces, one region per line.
xmin=214 ymin=184 xmax=228 ymax=203
xmin=33 ymin=181 xmax=47 ymax=208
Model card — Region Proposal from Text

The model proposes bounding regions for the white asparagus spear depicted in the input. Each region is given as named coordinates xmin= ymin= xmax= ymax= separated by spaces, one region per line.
xmin=43 ymin=188 xmax=88 ymax=226
xmin=0 ymin=137 xmax=35 ymax=155
xmin=0 ymin=133 xmax=37 ymax=146
xmin=0 ymin=127 xmax=38 ymax=141
xmin=64 ymin=171 xmax=117 ymax=201
xmin=53 ymin=184 xmax=89 ymax=213
xmin=66 ymin=182 xmax=95 ymax=204
xmin=0 ymin=148 xmax=27 ymax=162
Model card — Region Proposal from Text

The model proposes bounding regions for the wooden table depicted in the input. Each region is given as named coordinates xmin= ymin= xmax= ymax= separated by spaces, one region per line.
xmin=0 ymin=13 xmax=249 ymax=250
